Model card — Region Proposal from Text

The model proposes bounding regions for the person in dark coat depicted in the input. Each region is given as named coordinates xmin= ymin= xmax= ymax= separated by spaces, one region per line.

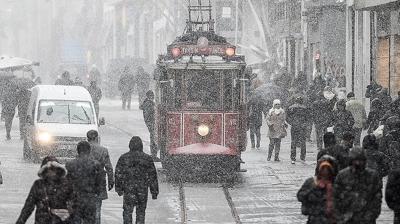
xmin=317 ymin=132 xmax=349 ymax=171
xmin=136 ymin=66 xmax=151 ymax=106
xmin=380 ymin=116 xmax=400 ymax=155
xmin=334 ymin=147 xmax=382 ymax=224
xmin=66 ymin=141 xmax=102 ymax=224
xmin=298 ymin=155 xmax=338 ymax=224
xmin=365 ymin=81 xmax=382 ymax=100
xmin=87 ymin=80 xmax=103 ymax=119
xmin=55 ymin=71 xmax=74 ymax=86
xmin=139 ymin=90 xmax=159 ymax=161
xmin=87 ymin=130 xmax=114 ymax=224
xmin=1 ymin=80 xmax=18 ymax=140
xmin=248 ymin=98 xmax=265 ymax=150
xmin=17 ymin=88 xmax=31 ymax=140
xmin=115 ymin=136 xmax=159 ymax=224
xmin=363 ymin=134 xmax=390 ymax=179
xmin=366 ymin=98 xmax=385 ymax=134
xmin=385 ymin=167 xmax=400 ymax=224
xmin=287 ymin=96 xmax=311 ymax=164
xmin=16 ymin=156 xmax=75 ymax=224
xmin=312 ymin=91 xmax=336 ymax=150
xmin=332 ymin=100 xmax=355 ymax=141
xmin=118 ymin=66 xmax=136 ymax=110
xmin=377 ymin=88 xmax=392 ymax=112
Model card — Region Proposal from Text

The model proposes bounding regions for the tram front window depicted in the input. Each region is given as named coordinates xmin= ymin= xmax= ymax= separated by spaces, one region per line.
xmin=185 ymin=71 xmax=221 ymax=110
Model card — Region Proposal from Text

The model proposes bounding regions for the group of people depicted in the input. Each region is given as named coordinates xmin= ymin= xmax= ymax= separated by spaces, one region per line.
xmin=118 ymin=66 xmax=151 ymax=110
xmin=248 ymin=74 xmax=399 ymax=165
xmin=16 ymin=130 xmax=159 ymax=224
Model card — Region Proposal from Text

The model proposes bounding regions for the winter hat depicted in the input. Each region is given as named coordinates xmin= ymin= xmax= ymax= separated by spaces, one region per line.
xmin=87 ymin=130 xmax=99 ymax=141
xmin=129 ymin=136 xmax=143 ymax=152
xmin=315 ymin=155 xmax=338 ymax=177
xmin=273 ymin=99 xmax=281 ymax=106
xmin=362 ymin=134 xmax=379 ymax=151
xmin=77 ymin=141 xmax=91 ymax=155
xmin=38 ymin=156 xmax=67 ymax=178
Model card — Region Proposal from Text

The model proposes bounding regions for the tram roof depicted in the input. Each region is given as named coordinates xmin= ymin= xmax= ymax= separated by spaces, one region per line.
xmin=171 ymin=31 xmax=227 ymax=45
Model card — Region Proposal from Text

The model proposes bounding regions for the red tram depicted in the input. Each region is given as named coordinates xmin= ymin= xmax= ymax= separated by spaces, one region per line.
xmin=154 ymin=1 xmax=249 ymax=174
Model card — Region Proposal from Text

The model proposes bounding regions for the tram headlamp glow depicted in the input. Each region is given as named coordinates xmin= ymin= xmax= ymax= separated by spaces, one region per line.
xmin=225 ymin=47 xmax=235 ymax=57
xmin=197 ymin=124 xmax=210 ymax=137
xmin=171 ymin=47 xmax=181 ymax=58
xmin=37 ymin=132 xmax=52 ymax=144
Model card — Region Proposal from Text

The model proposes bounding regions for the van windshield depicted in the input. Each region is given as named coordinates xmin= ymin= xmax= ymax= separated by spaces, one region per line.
xmin=37 ymin=100 xmax=95 ymax=124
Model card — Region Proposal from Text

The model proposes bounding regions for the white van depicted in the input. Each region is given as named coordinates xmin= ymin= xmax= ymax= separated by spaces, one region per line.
xmin=23 ymin=85 xmax=104 ymax=162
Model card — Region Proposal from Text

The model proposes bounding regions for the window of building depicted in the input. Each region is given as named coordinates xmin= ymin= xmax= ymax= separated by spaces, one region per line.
xmin=222 ymin=7 xmax=232 ymax=18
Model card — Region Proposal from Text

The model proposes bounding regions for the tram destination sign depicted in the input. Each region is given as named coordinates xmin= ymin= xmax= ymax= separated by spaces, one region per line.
xmin=178 ymin=45 xmax=231 ymax=56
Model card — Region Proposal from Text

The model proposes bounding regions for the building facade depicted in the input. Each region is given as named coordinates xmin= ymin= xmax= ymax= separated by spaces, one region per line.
xmin=346 ymin=0 xmax=400 ymax=101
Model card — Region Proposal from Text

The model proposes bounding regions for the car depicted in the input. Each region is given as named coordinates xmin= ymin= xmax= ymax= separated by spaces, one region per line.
xmin=23 ymin=85 xmax=105 ymax=162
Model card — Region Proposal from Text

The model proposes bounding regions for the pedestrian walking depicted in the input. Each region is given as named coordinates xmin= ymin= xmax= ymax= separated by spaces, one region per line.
xmin=312 ymin=91 xmax=336 ymax=150
xmin=332 ymin=100 xmax=355 ymax=142
xmin=366 ymin=99 xmax=385 ymax=134
xmin=17 ymin=88 xmax=31 ymax=140
xmin=115 ymin=136 xmax=159 ymax=224
xmin=139 ymin=90 xmax=159 ymax=161
xmin=266 ymin=99 xmax=287 ymax=161
xmin=66 ymin=141 xmax=102 ymax=224
xmin=377 ymin=88 xmax=392 ymax=112
xmin=363 ymin=134 xmax=390 ymax=179
xmin=16 ymin=156 xmax=75 ymax=224
xmin=87 ymin=81 xmax=103 ymax=119
xmin=287 ymin=96 xmax=311 ymax=164
xmin=1 ymin=81 xmax=18 ymax=140
xmin=55 ymin=71 xmax=74 ymax=86
xmin=87 ymin=130 xmax=114 ymax=224
xmin=136 ymin=66 xmax=151 ymax=106
xmin=346 ymin=92 xmax=367 ymax=146
xmin=297 ymin=155 xmax=338 ymax=224
xmin=365 ymin=81 xmax=382 ymax=100
xmin=379 ymin=116 xmax=400 ymax=157
xmin=118 ymin=66 xmax=136 ymax=110
xmin=248 ymin=98 xmax=264 ymax=150
xmin=386 ymin=166 xmax=400 ymax=224
xmin=317 ymin=132 xmax=350 ymax=171
xmin=334 ymin=147 xmax=382 ymax=224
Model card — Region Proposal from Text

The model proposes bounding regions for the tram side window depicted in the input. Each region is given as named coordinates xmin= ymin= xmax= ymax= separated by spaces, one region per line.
xmin=224 ymin=72 xmax=233 ymax=110
xmin=174 ymin=73 xmax=182 ymax=109
xmin=185 ymin=71 xmax=221 ymax=110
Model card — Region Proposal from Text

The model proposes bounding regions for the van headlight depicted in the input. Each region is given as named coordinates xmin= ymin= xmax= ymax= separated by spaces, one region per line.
xmin=37 ymin=132 xmax=52 ymax=144
xmin=198 ymin=124 xmax=210 ymax=137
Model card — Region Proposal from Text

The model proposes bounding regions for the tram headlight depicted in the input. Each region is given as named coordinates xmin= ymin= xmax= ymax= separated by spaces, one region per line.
xmin=171 ymin=47 xmax=181 ymax=58
xmin=225 ymin=47 xmax=235 ymax=57
xmin=198 ymin=124 xmax=210 ymax=137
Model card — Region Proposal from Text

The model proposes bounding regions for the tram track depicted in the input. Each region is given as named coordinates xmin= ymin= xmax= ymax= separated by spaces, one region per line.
xmin=178 ymin=180 xmax=241 ymax=224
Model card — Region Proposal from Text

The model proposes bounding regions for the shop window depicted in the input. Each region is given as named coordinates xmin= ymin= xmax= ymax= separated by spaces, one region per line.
xmin=376 ymin=37 xmax=390 ymax=89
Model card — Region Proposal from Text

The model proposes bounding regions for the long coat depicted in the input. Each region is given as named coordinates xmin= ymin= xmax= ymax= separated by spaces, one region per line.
xmin=346 ymin=98 xmax=367 ymax=129
xmin=266 ymin=110 xmax=286 ymax=139
xmin=334 ymin=167 xmax=382 ymax=224
xmin=248 ymin=100 xmax=264 ymax=128
xmin=298 ymin=177 xmax=334 ymax=224
xmin=332 ymin=110 xmax=355 ymax=139
xmin=89 ymin=142 xmax=114 ymax=200
xmin=16 ymin=163 xmax=74 ymax=224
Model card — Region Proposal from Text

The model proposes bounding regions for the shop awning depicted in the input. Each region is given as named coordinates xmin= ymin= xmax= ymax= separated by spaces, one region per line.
xmin=354 ymin=0 xmax=399 ymax=10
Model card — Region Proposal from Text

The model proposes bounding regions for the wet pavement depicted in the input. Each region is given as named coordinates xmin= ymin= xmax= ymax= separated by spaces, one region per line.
xmin=0 ymin=98 xmax=394 ymax=223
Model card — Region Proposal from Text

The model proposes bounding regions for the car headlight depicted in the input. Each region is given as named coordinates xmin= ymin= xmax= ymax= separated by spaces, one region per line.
xmin=37 ymin=132 xmax=52 ymax=144
xmin=198 ymin=124 xmax=210 ymax=137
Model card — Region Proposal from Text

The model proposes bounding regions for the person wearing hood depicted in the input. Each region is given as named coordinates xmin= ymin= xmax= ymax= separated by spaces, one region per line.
xmin=115 ymin=136 xmax=159 ymax=224
xmin=287 ymin=96 xmax=311 ymax=164
xmin=266 ymin=99 xmax=287 ymax=161
xmin=362 ymin=134 xmax=390 ymax=179
xmin=16 ymin=156 xmax=75 ymax=224
xmin=334 ymin=147 xmax=382 ymax=224
xmin=346 ymin=92 xmax=366 ymax=146
xmin=66 ymin=141 xmax=102 ymax=224
xmin=317 ymin=132 xmax=349 ymax=171
xmin=366 ymin=98 xmax=385 ymax=134
xmin=332 ymin=100 xmax=355 ymax=142
xmin=298 ymin=155 xmax=338 ymax=224
xmin=385 ymin=161 xmax=400 ymax=224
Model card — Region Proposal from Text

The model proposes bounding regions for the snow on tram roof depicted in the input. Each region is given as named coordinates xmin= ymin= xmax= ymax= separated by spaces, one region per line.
xmin=32 ymin=85 xmax=93 ymax=101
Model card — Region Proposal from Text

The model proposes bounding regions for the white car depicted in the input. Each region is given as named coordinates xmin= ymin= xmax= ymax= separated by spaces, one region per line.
xmin=23 ymin=85 xmax=104 ymax=162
